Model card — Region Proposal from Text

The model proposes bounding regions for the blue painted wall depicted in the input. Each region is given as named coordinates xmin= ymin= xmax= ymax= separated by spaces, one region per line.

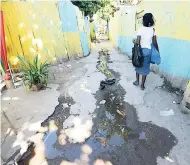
xmin=117 ymin=36 xmax=133 ymax=55
xmin=80 ymin=32 xmax=90 ymax=56
xmin=158 ymin=38 xmax=190 ymax=78
xmin=116 ymin=35 xmax=190 ymax=79
xmin=58 ymin=1 xmax=78 ymax=32
xmin=84 ymin=17 xmax=90 ymax=33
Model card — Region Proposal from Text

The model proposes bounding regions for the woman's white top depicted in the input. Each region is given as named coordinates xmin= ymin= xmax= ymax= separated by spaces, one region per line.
xmin=137 ymin=26 xmax=156 ymax=49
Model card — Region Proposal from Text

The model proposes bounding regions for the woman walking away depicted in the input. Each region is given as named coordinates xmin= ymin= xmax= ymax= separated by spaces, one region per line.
xmin=133 ymin=13 xmax=159 ymax=90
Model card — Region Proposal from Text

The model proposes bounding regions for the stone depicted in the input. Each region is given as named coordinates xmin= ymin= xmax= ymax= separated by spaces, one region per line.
xmin=99 ymin=100 xmax=106 ymax=104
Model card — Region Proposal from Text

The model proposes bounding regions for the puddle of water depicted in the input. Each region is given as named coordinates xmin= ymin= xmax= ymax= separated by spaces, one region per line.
xmin=92 ymin=54 xmax=177 ymax=165
xmin=18 ymin=50 xmax=177 ymax=165
xmin=105 ymin=111 xmax=114 ymax=120
xmin=108 ymin=135 xmax=125 ymax=146
xmin=43 ymin=131 xmax=62 ymax=159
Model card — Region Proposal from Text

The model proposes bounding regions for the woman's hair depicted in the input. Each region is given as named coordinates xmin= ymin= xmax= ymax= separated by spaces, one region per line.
xmin=143 ymin=13 xmax=155 ymax=27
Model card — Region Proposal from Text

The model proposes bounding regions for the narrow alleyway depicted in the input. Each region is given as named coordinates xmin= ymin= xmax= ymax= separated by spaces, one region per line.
xmin=18 ymin=41 xmax=190 ymax=165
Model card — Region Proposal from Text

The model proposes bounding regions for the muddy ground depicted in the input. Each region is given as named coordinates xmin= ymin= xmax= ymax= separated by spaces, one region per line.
xmin=17 ymin=41 xmax=190 ymax=165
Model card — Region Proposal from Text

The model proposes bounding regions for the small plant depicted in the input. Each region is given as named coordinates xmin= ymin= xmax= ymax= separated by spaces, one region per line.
xmin=98 ymin=48 xmax=109 ymax=56
xmin=17 ymin=55 xmax=49 ymax=91
xmin=98 ymin=54 xmax=113 ymax=78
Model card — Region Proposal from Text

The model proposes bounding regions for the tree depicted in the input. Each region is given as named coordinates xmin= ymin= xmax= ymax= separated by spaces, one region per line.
xmin=120 ymin=0 xmax=142 ymax=5
xmin=71 ymin=0 xmax=104 ymax=17
xmin=71 ymin=0 xmax=119 ymax=18
xmin=97 ymin=3 xmax=118 ymax=22
xmin=95 ymin=1 xmax=118 ymax=39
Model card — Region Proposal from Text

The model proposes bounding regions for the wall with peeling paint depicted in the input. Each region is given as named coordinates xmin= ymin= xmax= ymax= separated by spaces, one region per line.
xmin=109 ymin=1 xmax=190 ymax=88
xmin=1 ymin=0 xmax=90 ymax=70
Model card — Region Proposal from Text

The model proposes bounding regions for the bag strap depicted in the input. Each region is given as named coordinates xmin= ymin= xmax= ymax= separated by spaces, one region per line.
xmin=153 ymin=28 xmax=155 ymax=36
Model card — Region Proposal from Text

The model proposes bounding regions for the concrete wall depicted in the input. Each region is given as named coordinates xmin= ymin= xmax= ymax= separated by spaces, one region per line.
xmin=109 ymin=6 xmax=136 ymax=54
xmin=109 ymin=1 xmax=190 ymax=89
xmin=1 ymin=0 xmax=91 ymax=70
xmin=90 ymin=22 xmax=96 ymax=40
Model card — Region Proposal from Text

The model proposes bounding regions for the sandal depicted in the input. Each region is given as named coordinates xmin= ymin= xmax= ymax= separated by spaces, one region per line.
xmin=133 ymin=81 xmax=139 ymax=86
xmin=141 ymin=86 xmax=145 ymax=90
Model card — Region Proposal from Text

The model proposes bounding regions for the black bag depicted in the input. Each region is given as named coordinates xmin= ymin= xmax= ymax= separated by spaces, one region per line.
xmin=132 ymin=43 xmax=143 ymax=68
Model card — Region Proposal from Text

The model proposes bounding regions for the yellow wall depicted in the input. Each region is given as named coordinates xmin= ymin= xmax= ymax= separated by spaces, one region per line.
xmin=1 ymin=1 xmax=88 ymax=70
xmin=63 ymin=32 xmax=83 ymax=58
xmin=109 ymin=10 xmax=119 ymax=43
xmin=90 ymin=22 xmax=96 ymax=40
xmin=110 ymin=0 xmax=190 ymax=41
xmin=109 ymin=6 xmax=136 ymax=46
xmin=136 ymin=0 xmax=190 ymax=41
xmin=119 ymin=7 xmax=136 ymax=36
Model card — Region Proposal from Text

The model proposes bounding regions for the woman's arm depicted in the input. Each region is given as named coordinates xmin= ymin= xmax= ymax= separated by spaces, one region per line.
xmin=152 ymin=35 xmax=159 ymax=52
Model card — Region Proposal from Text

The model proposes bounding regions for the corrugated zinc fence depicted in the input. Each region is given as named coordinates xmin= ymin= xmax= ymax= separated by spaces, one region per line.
xmin=1 ymin=0 xmax=91 ymax=70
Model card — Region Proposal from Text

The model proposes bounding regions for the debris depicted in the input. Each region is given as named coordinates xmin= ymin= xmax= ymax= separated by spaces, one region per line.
xmin=139 ymin=131 xmax=147 ymax=140
xmin=95 ymin=137 xmax=107 ymax=146
xmin=100 ymin=100 xmax=106 ymax=104
xmin=173 ymin=100 xmax=180 ymax=104
xmin=116 ymin=109 xmax=125 ymax=117
xmin=105 ymin=111 xmax=114 ymax=120
xmin=112 ymin=96 xmax=115 ymax=100
xmin=92 ymin=114 xmax=96 ymax=118
xmin=164 ymin=156 xmax=174 ymax=162
xmin=121 ymin=128 xmax=125 ymax=133
xmin=175 ymin=91 xmax=181 ymax=95
xmin=100 ymin=83 xmax=105 ymax=90
xmin=105 ymin=78 xmax=116 ymax=85
xmin=67 ymin=64 xmax=71 ymax=68
xmin=160 ymin=109 xmax=175 ymax=116
xmin=100 ymin=78 xmax=116 ymax=90
xmin=62 ymin=103 xmax=69 ymax=108
xmin=98 ymin=48 xmax=109 ymax=56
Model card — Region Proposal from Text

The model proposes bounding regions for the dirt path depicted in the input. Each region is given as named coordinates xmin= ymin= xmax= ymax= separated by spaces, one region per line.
xmin=18 ymin=41 xmax=190 ymax=165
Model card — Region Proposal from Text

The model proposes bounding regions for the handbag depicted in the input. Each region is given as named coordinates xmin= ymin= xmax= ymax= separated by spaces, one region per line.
xmin=150 ymin=43 xmax=161 ymax=65
xmin=132 ymin=43 xmax=143 ymax=68
xmin=151 ymin=28 xmax=161 ymax=65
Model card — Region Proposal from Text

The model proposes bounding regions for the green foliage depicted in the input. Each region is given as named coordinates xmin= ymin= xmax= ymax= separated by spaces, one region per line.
xmin=71 ymin=0 xmax=115 ymax=18
xmin=98 ymin=49 xmax=113 ymax=78
xmin=71 ymin=0 xmax=103 ymax=17
xmin=72 ymin=0 xmax=140 ymax=18
xmin=97 ymin=3 xmax=118 ymax=21
xmin=17 ymin=55 xmax=49 ymax=89
xmin=99 ymin=48 xmax=109 ymax=55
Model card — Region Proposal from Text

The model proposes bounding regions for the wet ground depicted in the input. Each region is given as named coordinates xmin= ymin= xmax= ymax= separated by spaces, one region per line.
xmin=17 ymin=41 xmax=190 ymax=165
